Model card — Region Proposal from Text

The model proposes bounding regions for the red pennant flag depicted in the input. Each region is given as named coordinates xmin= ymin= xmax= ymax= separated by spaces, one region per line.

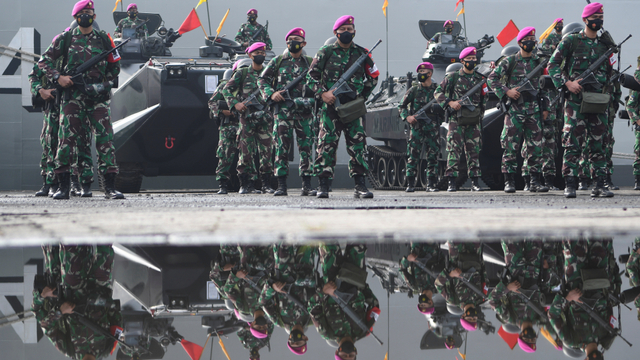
xmin=455 ymin=0 xmax=465 ymax=11
xmin=496 ymin=20 xmax=519 ymax=47
xmin=178 ymin=8 xmax=202 ymax=35
xmin=498 ymin=325 xmax=519 ymax=350
xmin=181 ymin=339 xmax=204 ymax=360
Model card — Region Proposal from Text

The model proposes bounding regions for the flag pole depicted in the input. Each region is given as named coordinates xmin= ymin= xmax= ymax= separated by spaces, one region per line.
xmin=193 ymin=9 xmax=209 ymax=39
xmin=120 ymin=1 xmax=123 ymax=12
xmin=385 ymin=7 xmax=389 ymax=80
xmin=462 ymin=3 xmax=468 ymax=45
xmin=205 ymin=0 xmax=213 ymax=37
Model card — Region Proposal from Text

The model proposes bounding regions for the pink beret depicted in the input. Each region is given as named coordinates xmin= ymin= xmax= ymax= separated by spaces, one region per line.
xmin=333 ymin=15 xmax=354 ymax=31
xmin=444 ymin=20 xmax=453 ymax=28
xmin=72 ymin=0 xmax=94 ymax=17
xmin=555 ymin=18 xmax=564 ymax=23
xmin=127 ymin=3 xmax=137 ymax=11
xmin=245 ymin=42 xmax=266 ymax=54
xmin=247 ymin=9 xmax=258 ymax=16
xmin=288 ymin=342 xmax=307 ymax=355
xmin=285 ymin=27 xmax=306 ymax=41
xmin=459 ymin=47 xmax=477 ymax=60
xmin=518 ymin=338 xmax=537 ymax=353
xmin=416 ymin=62 xmax=434 ymax=72
xmin=417 ymin=304 xmax=435 ymax=314
xmin=517 ymin=27 xmax=536 ymax=42
xmin=248 ymin=325 xmax=268 ymax=339
xmin=582 ymin=2 xmax=604 ymax=18
xmin=460 ymin=318 xmax=478 ymax=331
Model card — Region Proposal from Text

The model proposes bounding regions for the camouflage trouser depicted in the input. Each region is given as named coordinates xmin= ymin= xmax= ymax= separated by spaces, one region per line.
xmin=236 ymin=114 xmax=273 ymax=178
xmin=522 ymin=119 xmax=558 ymax=177
xmin=320 ymin=244 xmax=367 ymax=282
xmin=40 ymin=107 xmax=59 ymax=184
xmin=501 ymin=240 xmax=542 ymax=284
xmin=216 ymin=123 xmax=240 ymax=181
xmin=41 ymin=245 xmax=61 ymax=284
xmin=445 ymin=120 xmax=481 ymax=178
xmin=314 ymin=107 xmax=368 ymax=178
xmin=634 ymin=128 xmax=640 ymax=175
xmin=273 ymin=114 xmax=314 ymax=177
xmin=448 ymin=241 xmax=482 ymax=264
xmin=59 ymin=245 xmax=114 ymax=301
xmin=501 ymin=110 xmax=543 ymax=174
xmin=561 ymin=100 xmax=607 ymax=178
xmin=562 ymin=239 xmax=611 ymax=290
xmin=406 ymin=122 xmax=439 ymax=178
xmin=56 ymin=99 xmax=118 ymax=176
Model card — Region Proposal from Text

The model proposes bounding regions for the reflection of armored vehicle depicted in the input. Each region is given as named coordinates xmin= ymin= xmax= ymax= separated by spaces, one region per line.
xmin=112 ymin=12 xmax=181 ymax=62
xmin=420 ymin=20 xmax=494 ymax=65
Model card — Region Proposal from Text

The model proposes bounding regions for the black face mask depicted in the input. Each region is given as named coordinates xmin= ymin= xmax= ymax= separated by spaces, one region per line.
xmin=128 ymin=11 xmax=137 ymax=19
xmin=337 ymin=31 xmax=354 ymax=45
xmin=589 ymin=350 xmax=604 ymax=360
xmin=287 ymin=40 xmax=303 ymax=54
xmin=289 ymin=329 xmax=305 ymax=343
xmin=464 ymin=306 xmax=478 ymax=318
xmin=338 ymin=340 xmax=356 ymax=355
xmin=445 ymin=27 xmax=453 ymax=34
xmin=76 ymin=13 xmax=94 ymax=28
xmin=587 ymin=18 xmax=603 ymax=31
xmin=252 ymin=55 xmax=265 ymax=65
xmin=248 ymin=17 xmax=257 ymax=24
xmin=418 ymin=294 xmax=430 ymax=303
xmin=555 ymin=25 xmax=563 ymax=32
xmin=418 ymin=73 xmax=431 ymax=83
xmin=463 ymin=60 xmax=477 ymax=71
xmin=254 ymin=315 xmax=267 ymax=326
xmin=520 ymin=40 xmax=536 ymax=53
xmin=520 ymin=326 xmax=536 ymax=340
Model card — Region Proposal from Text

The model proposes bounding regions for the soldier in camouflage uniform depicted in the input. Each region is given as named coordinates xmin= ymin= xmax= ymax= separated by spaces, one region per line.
xmin=308 ymin=243 xmax=380 ymax=358
xmin=624 ymin=238 xmax=640 ymax=321
xmin=398 ymin=62 xmax=442 ymax=192
xmin=209 ymin=244 xmax=241 ymax=299
xmin=549 ymin=237 xmax=622 ymax=358
xmin=427 ymin=20 xmax=455 ymax=46
xmin=488 ymin=27 xmax=549 ymax=193
xmin=235 ymin=9 xmax=272 ymax=51
xmin=625 ymin=61 xmax=640 ymax=190
xmin=114 ymin=4 xmax=148 ymax=39
xmin=435 ymin=47 xmax=488 ymax=192
xmin=603 ymin=80 xmax=622 ymax=191
xmin=548 ymin=3 xmax=615 ymax=198
xmin=237 ymin=325 xmax=274 ymax=360
xmin=259 ymin=27 xmax=316 ymax=196
xmin=307 ymin=15 xmax=379 ymax=199
xmin=540 ymin=241 xmax=564 ymax=294
xmin=38 ymin=1 xmax=124 ymax=200
xmin=222 ymin=42 xmax=274 ymax=194
xmin=399 ymin=242 xmax=444 ymax=314
xmin=209 ymin=69 xmax=239 ymax=195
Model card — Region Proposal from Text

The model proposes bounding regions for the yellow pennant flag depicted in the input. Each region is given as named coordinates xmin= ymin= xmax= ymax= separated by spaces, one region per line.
xmin=196 ymin=0 xmax=207 ymax=9
xmin=458 ymin=350 xmax=467 ymax=360
xmin=383 ymin=352 xmax=388 ymax=360
xmin=382 ymin=0 xmax=389 ymax=17
xmin=112 ymin=0 xmax=122 ymax=13
xmin=539 ymin=20 xmax=559 ymax=42
xmin=218 ymin=334 xmax=232 ymax=360
xmin=456 ymin=6 xmax=465 ymax=21
xmin=216 ymin=8 xmax=230 ymax=35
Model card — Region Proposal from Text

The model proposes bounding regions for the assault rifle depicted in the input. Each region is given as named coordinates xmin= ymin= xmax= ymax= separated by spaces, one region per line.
xmin=502 ymin=57 xmax=549 ymax=110
xmin=268 ymin=71 xmax=307 ymax=113
xmin=451 ymin=78 xmax=487 ymax=116
xmin=572 ymin=297 xmax=633 ymax=347
xmin=251 ymin=21 xmax=269 ymax=41
xmin=412 ymin=99 xmax=438 ymax=124
xmin=329 ymin=39 xmax=382 ymax=107
xmin=235 ymin=88 xmax=264 ymax=114
xmin=413 ymin=258 xmax=486 ymax=300
xmin=331 ymin=288 xmax=383 ymax=345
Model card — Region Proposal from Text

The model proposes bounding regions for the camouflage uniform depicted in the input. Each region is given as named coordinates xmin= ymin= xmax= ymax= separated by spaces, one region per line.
xmin=209 ymin=245 xmax=241 ymax=299
xmin=434 ymin=69 xmax=488 ymax=178
xmin=222 ymin=246 xmax=274 ymax=317
xmin=114 ymin=17 xmax=148 ymax=38
xmin=235 ymin=22 xmax=272 ymax=51
xmin=209 ymin=79 xmax=240 ymax=181
xmin=237 ymin=325 xmax=274 ymax=356
xmin=624 ymin=240 xmax=640 ymax=309
xmin=398 ymin=82 xmax=441 ymax=178
xmin=604 ymin=81 xmax=621 ymax=177
xmin=307 ymin=40 xmax=378 ymax=179
xmin=222 ymin=67 xmax=273 ymax=180
xmin=625 ymin=68 xmax=640 ymax=176
xmin=259 ymin=53 xmax=316 ymax=177
xmin=548 ymin=30 xmax=614 ymax=179
xmin=488 ymin=52 xmax=548 ymax=175
xmin=540 ymin=32 xmax=563 ymax=54
xmin=434 ymin=242 xmax=487 ymax=308
xmin=38 ymin=27 xmax=120 ymax=177
xmin=399 ymin=242 xmax=441 ymax=294
xmin=540 ymin=241 xmax=564 ymax=294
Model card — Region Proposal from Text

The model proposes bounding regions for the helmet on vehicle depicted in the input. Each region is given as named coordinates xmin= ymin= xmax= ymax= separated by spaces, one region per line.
xmin=445 ymin=62 xmax=463 ymax=75
xmin=562 ymin=22 xmax=584 ymax=38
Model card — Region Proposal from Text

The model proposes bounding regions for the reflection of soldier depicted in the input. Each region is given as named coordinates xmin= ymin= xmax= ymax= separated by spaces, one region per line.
xmin=114 ymin=4 xmax=148 ymax=39
xmin=209 ymin=245 xmax=241 ymax=299
xmin=222 ymin=245 xmax=274 ymax=317
xmin=399 ymin=242 xmax=443 ymax=314
xmin=237 ymin=324 xmax=274 ymax=360
xmin=624 ymin=238 xmax=640 ymax=320
xmin=540 ymin=241 xmax=564 ymax=294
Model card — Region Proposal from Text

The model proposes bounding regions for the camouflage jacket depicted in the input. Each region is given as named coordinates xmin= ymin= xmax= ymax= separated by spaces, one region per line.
xmin=626 ymin=69 xmax=640 ymax=122
xmin=626 ymin=250 xmax=640 ymax=308
xmin=501 ymin=240 xmax=542 ymax=287
xmin=114 ymin=17 xmax=148 ymax=38
xmin=548 ymin=30 xmax=613 ymax=103
xmin=548 ymin=293 xmax=614 ymax=350
xmin=222 ymin=246 xmax=274 ymax=315
xmin=208 ymin=79 xmax=239 ymax=125
xmin=398 ymin=82 xmax=440 ymax=124
xmin=434 ymin=69 xmax=488 ymax=122
xmin=33 ymin=295 xmax=74 ymax=358
xmin=488 ymin=280 xmax=546 ymax=327
xmin=434 ymin=242 xmax=487 ymax=307
xmin=237 ymin=325 xmax=274 ymax=351
xmin=540 ymin=32 xmax=562 ymax=54
xmin=221 ymin=66 xmax=268 ymax=119
xmin=307 ymin=41 xmax=378 ymax=102
xmin=540 ymin=241 xmax=564 ymax=294
xmin=259 ymin=53 xmax=314 ymax=119
xmin=235 ymin=22 xmax=273 ymax=50
xmin=38 ymin=27 xmax=120 ymax=101
xmin=487 ymin=52 xmax=550 ymax=114
xmin=564 ymin=240 xmax=621 ymax=294
xmin=260 ymin=283 xmax=313 ymax=332
xmin=399 ymin=243 xmax=441 ymax=294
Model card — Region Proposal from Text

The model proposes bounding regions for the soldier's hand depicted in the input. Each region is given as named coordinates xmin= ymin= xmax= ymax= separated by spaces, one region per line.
xmin=542 ymin=111 xmax=549 ymax=121
xmin=60 ymin=302 xmax=75 ymax=314
xmin=41 ymin=286 xmax=57 ymax=298
xmin=407 ymin=253 xmax=417 ymax=262
xmin=272 ymin=282 xmax=286 ymax=293
xmin=223 ymin=263 xmax=235 ymax=271
xmin=506 ymin=88 xmax=521 ymax=100
xmin=271 ymin=91 xmax=285 ymax=103
xmin=234 ymin=102 xmax=248 ymax=113
xmin=448 ymin=101 xmax=461 ymax=111
xmin=323 ymin=281 xmax=337 ymax=296
xmin=321 ymin=90 xmax=336 ymax=105
xmin=58 ymin=75 xmax=74 ymax=88
xmin=565 ymin=80 xmax=583 ymax=94
xmin=543 ymin=259 xmax=549 ymax=269
xmin=407 ymin=116 xmax=417 ymax=125
xmin=236 ymin=270 xmax=248 ymax=279
xmin=507 ymin=281 xmax=521 ymax=292
xmin=566 ymin=289 xmax=583 ymax=303
xmin=449 ymin=268 xmax=462 ymax=278
xmin=39 ymin=88 xmax=55 ymax=101
xmin=222 ymin=110 xmax=232 ymax=117
xmin=635 ymin=120 xmax=640 ymax=128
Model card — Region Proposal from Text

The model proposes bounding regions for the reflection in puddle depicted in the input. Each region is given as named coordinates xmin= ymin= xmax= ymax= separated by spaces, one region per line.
xmin=1 ymin=239 xmax=638 ymax=360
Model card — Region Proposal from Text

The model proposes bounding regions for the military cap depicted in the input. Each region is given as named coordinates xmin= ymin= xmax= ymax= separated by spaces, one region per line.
xmin=416 ymin=62 xmax=434 ymax=72
xmin=582 ymin=2 xmax=604 ymax=18
xmin=444 ymin=342 xmax=454 ymax=350
xmin=517 ymin=27 xmax=536 ymax=42
xmin=248 ymin=324 xmax=268 ymax=339
xmin=245 ymin=42 xmax=266 ymax=54
xmin=518 ymin=337 xmax=536 ymax=353
xmin=127 ymin=3 xmax=137 ymax=11
xmin=460 ymin=318 xmax=477 ymax=331
xmin=285 ymin=27 xmax=306 ymax=41
xmin=72 ymin=0 xmax=94 ymax=17
xmin=247 ymin=9 xmax=258 ymax=16
xmin=459 ymin=47 xmax=476 ymax=60
xmin=555 ymin=18 xmax=564 ymax=24
xmin=333 ymin=15 xmax=354 ymax=31
xmin=444 ymin=20 xmax=453 ymax=28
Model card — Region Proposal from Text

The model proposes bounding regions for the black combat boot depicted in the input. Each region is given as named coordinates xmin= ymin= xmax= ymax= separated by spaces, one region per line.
xmin=301 ymin=176 xmax=316 ymax=196
xmin=529 ymin=173 xmax=548 ymax=193
xmin=504 ymin=173 xmax=516 ymax=193
xmin=327 ymin=178 xmax=333 ymax=192
xmin=635 ymin=175 xmax=640 ymax=190
xmin=80 ymin=182 xmax=92 ymax=197
xmin=70 ymin=174 xmax=81 ymax=197
xmin=564 ymin=176 xmax=577 ymax=198
xmin=104 ymin=173 xmax=125 ymax=199
xmin=217 ymin=179 xmax=228 ymax=194
xmin=261 ymin=174 xmax=275 ymax=194
xmin=427 ymin=176 xmax=439 ymax=192
xmin=48 ymin=180 xmax=59 ymax=197
xmin=578 ymin=177 xmax=591 ymax=190
xmin=471 ymin=177 xmax=482 ymax=191
xmin=447 ymin=177 xmax=457 ymax=192
xmin=52 ymin=172 xmax=70 ymax=200
xmin=604 ymin=174 xmax=619 ymax=190
xmin=238 ymin=174 xmax=251 ymax=194
xmin=274 ymin=176 xmax=288 ymax=196
xmin=35 ymin=175 xmax=50 ymax=197
xmin=354 ymin=175 xmax=373 ymax=198
xmin=405 ymin=176 xmax=416 ymax=193
xmin=522 ymin=175 xmax=531 ymax=192
xmin=317 ymin=177 xmax=329 ymax=198
xmin=544 ymin=175 xmax=560 ymax=191
xmin=591 ymin=176 xmax=614 ymax=198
